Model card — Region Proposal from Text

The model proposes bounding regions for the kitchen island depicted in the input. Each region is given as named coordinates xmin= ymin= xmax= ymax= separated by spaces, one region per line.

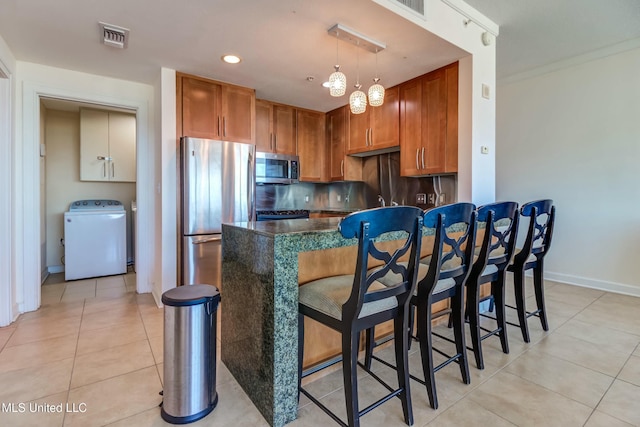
xmin=220 ymin=217 xmax=442 ymax=427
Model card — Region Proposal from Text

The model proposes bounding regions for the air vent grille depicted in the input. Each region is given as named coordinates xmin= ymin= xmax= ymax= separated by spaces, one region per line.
xmin=99 ymin=22 xmax=129 ymax=49
xmin=395 ymin=0 xmax=424 ymax=15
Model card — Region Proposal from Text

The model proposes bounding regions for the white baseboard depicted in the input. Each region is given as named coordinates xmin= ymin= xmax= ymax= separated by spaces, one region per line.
xmin=47 ymin=265 xmax=65 ymax=274
xmin=544 ymin=271 xmax=640 ymax=298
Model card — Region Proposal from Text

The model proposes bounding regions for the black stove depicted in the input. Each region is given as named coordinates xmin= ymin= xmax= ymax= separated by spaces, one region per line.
xmin=256 ymin=209 xmax=310 ymax=221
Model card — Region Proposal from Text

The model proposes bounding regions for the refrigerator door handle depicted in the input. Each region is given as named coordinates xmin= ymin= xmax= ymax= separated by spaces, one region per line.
xmin=192 ymin=236 xmax=222 ymax=245
xmin=248 ymin=150 xmax=255 ymax=221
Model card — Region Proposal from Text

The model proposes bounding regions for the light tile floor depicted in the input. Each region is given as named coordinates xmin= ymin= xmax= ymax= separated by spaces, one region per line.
xmin=0 ymin=274 xmax=639 ymax=426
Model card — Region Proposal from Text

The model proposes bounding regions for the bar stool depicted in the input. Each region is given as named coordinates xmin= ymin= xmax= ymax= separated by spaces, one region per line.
xmin=298 ymin=206 xmax=424 ymax=427
xmin=365 ymin=203 xmax=476 ymax=410
xmin=413 ymin=203 xmax=476 ymax=409
xmin=465 ymin=201 xmax=519 ymax=370
xmin=507 ymin=199 xmax=556 ymax=343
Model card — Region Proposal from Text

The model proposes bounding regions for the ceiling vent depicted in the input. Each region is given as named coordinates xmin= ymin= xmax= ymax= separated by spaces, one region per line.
xmin=99 ymin=22 xmax=129 ymax=49
xmin=394 ymin=0 xmax=424 ymax=15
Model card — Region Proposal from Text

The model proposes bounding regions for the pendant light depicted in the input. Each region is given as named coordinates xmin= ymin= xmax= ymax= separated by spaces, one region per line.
xmin=368 ymin=49 xmax=385 ymax=107
xmin=349 ymin=42 xmax=367 ymax=114
xmin=328 ymin=31 xmax=346 ymax=97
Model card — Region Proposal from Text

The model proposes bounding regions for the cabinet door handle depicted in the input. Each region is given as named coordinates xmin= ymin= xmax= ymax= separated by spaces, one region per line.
xmin=341 ymin=160 xmax=344 ymax=176
xmin=365 ymin=128 xmax=369 ymax=146
xmin=421 ymin=147 xmax=425 ymax=169
xmin=103 ymin=163 xmax=106 ymax=178
xmin=111 ymin=162 xmax=115 ymax=178
xmin=416 ymin=148 xmax=420 ymax=170
xmin=369 ymin=127 xmax=373 ymax=146
xmin=217 ymin=116 xmax=221 ymax=137
xmin=223 ymin=117 xmax=227 ymax=137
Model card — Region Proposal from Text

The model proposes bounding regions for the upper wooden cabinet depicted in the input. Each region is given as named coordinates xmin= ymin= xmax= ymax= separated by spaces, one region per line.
xmin=327 ymin=106 xmax=362 ymax=182
xmin=400 ymin=62 xmax=458 ymax=176
xmin=296 ymin=109 xmax=326 ymax=182
xmin=80 ymin=109 xmax=136 ymax=182
xmin=255 ymin=99 xmax=297 ymax=155
xmin=347 ymin=86 xmax=400 ymax=155
xmin=178 ymin=73 xmax=255 ymax=143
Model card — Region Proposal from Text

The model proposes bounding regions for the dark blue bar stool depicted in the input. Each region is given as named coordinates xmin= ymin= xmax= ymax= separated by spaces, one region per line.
xmin=298 ymin=206 xmax=424 ymax=427
xmin=507 ymin=199 xmax=556 ymax=343
xmin=465 ymin=201 xmax=519 ymax=370
xmin=364 ymin=203 xmax=477 ymax=410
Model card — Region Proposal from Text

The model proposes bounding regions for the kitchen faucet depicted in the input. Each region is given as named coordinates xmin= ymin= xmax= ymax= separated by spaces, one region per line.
xmin=377 ymin=195 xmax=386 ymax=207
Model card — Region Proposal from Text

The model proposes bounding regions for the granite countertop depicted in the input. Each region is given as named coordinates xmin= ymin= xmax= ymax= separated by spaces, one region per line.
xmin=227 ymin=217 xmax=343 ymax=237
xmin=225 ymin=216 xmax=452 ymax=242
xmin=310 ymin=208 xmax=362 ymax=214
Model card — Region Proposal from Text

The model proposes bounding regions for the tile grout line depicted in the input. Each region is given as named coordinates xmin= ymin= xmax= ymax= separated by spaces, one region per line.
xmin=61 ymin=296 xmax=87 ymax=427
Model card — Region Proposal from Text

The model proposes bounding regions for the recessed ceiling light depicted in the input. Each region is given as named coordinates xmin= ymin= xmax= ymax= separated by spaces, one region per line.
xmin=221 ymin=54 xmax=241 ymax=64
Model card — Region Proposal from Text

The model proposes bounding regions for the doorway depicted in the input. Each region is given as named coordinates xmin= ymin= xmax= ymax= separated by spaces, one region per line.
xmin=39 ymin=98 xmax=137 ymax=288
xmin=18 ymin=76 xmax=154 ymax=315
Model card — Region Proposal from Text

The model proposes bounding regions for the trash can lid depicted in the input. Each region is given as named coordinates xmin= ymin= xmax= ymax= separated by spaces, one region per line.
xmin=162 ymin=284 xmax=220 ymax=307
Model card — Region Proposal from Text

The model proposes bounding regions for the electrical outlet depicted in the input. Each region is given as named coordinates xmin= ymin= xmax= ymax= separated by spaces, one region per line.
xmin=304 ymin=195 xmax=309 ymax=203
xmin=439 ymin=193 xmax=446 ymax=204
xmin=416 ymin=193 xmax=426 ymax=204
xmin=427 ymin=193 xmax=435 ymax=204
xmin=344 ymin=195 xmax=349 ymax=202
xmin=337 ymin=194 xmax=341 ymax=202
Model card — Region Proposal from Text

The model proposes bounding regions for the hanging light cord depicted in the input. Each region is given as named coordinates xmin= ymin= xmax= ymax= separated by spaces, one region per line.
xmin=355 ymin=41 xmax=360 ymax=86
xmin=335 ymin=31 xmax=340 ymax=67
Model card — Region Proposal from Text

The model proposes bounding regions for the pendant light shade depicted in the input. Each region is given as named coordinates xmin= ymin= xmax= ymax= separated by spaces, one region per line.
xmin=349 ymin=84 xmax=367 ymax=114
xmin=329 ymin=65 xmax=347 ymax=97
xmin=349 ymin=41 xmax=367 ymax=114
xmin=368 ymin=78 xmax=385 ymax=107
xmin=368 ymin=49 xmax=385 ymax=107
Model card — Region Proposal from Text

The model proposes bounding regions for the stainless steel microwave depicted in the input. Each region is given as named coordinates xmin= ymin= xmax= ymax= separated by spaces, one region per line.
xmin=255 ymin=152 xmax=300 ymax=184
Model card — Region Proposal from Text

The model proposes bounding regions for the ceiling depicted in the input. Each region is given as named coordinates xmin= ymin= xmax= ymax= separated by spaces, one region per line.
xmin=2 ymin=0 xmax=640 ymax=112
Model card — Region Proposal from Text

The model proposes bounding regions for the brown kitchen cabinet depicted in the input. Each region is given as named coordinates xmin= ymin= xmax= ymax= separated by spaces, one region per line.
xmin=400 ymin=62 xmax=458 ymax=176
xmin=254 ymin=99 xmax=297 ymax=155
xmin=296 ymin=108 xmax=326 ymax=182
xmin=327 ymin=106 xmax=362 ymax=181
xmin=177 ymin=73 xmax=255 ymax=143
xmin=346 ymin=85 xmax=400 ymax=155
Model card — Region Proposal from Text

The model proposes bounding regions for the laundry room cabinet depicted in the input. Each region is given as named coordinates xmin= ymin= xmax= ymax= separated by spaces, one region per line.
xmin=80 ymin=108 xmax=136 ymax=182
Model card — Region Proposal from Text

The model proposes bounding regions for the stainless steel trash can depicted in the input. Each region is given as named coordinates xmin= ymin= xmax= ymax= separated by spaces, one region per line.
xmin=161 ymin=284 xmax=220 ymax=424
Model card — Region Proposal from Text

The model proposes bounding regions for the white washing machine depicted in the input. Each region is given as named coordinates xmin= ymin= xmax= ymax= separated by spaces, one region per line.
xmin=64 ymin=199 xmax=127 ymax=281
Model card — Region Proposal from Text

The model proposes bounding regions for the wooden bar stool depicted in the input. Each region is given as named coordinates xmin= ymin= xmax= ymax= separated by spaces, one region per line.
xmin=298 ymin=206 xmax=424 ymax=427
xmin=465 ymin=201 xmax=519 ymax=370
xmin=507 ymin=199 xmax=556 ymax=343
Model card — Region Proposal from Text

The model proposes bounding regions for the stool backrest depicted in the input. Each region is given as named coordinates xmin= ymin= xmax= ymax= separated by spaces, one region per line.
xmin=473 ymin=201 xmax=520 ymax=276
xmin=339 ymin=206 xmax=424 ymax=321
xmin=418 ymin=203 xmax=477 ymax=298
xmin=514 ymin=199 xmax=556 ymax=264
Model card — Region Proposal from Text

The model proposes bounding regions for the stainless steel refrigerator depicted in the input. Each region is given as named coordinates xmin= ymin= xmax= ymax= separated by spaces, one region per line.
xmin=180 ymin=136 xmax=255 ymax=286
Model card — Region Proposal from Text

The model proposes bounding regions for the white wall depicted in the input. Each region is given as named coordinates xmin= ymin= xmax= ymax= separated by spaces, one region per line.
xmin=158 ymin=68 xmax=177 ymax=301
xmin=13 ymin=62 xmax=156 ymax=316
xmin=496 ymin=43 xmax=640 ymax=295
xmin=375 ymin=0 xmax=498 ymax=205
xmin=0 ymin=34 xmax=16 ymax=326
